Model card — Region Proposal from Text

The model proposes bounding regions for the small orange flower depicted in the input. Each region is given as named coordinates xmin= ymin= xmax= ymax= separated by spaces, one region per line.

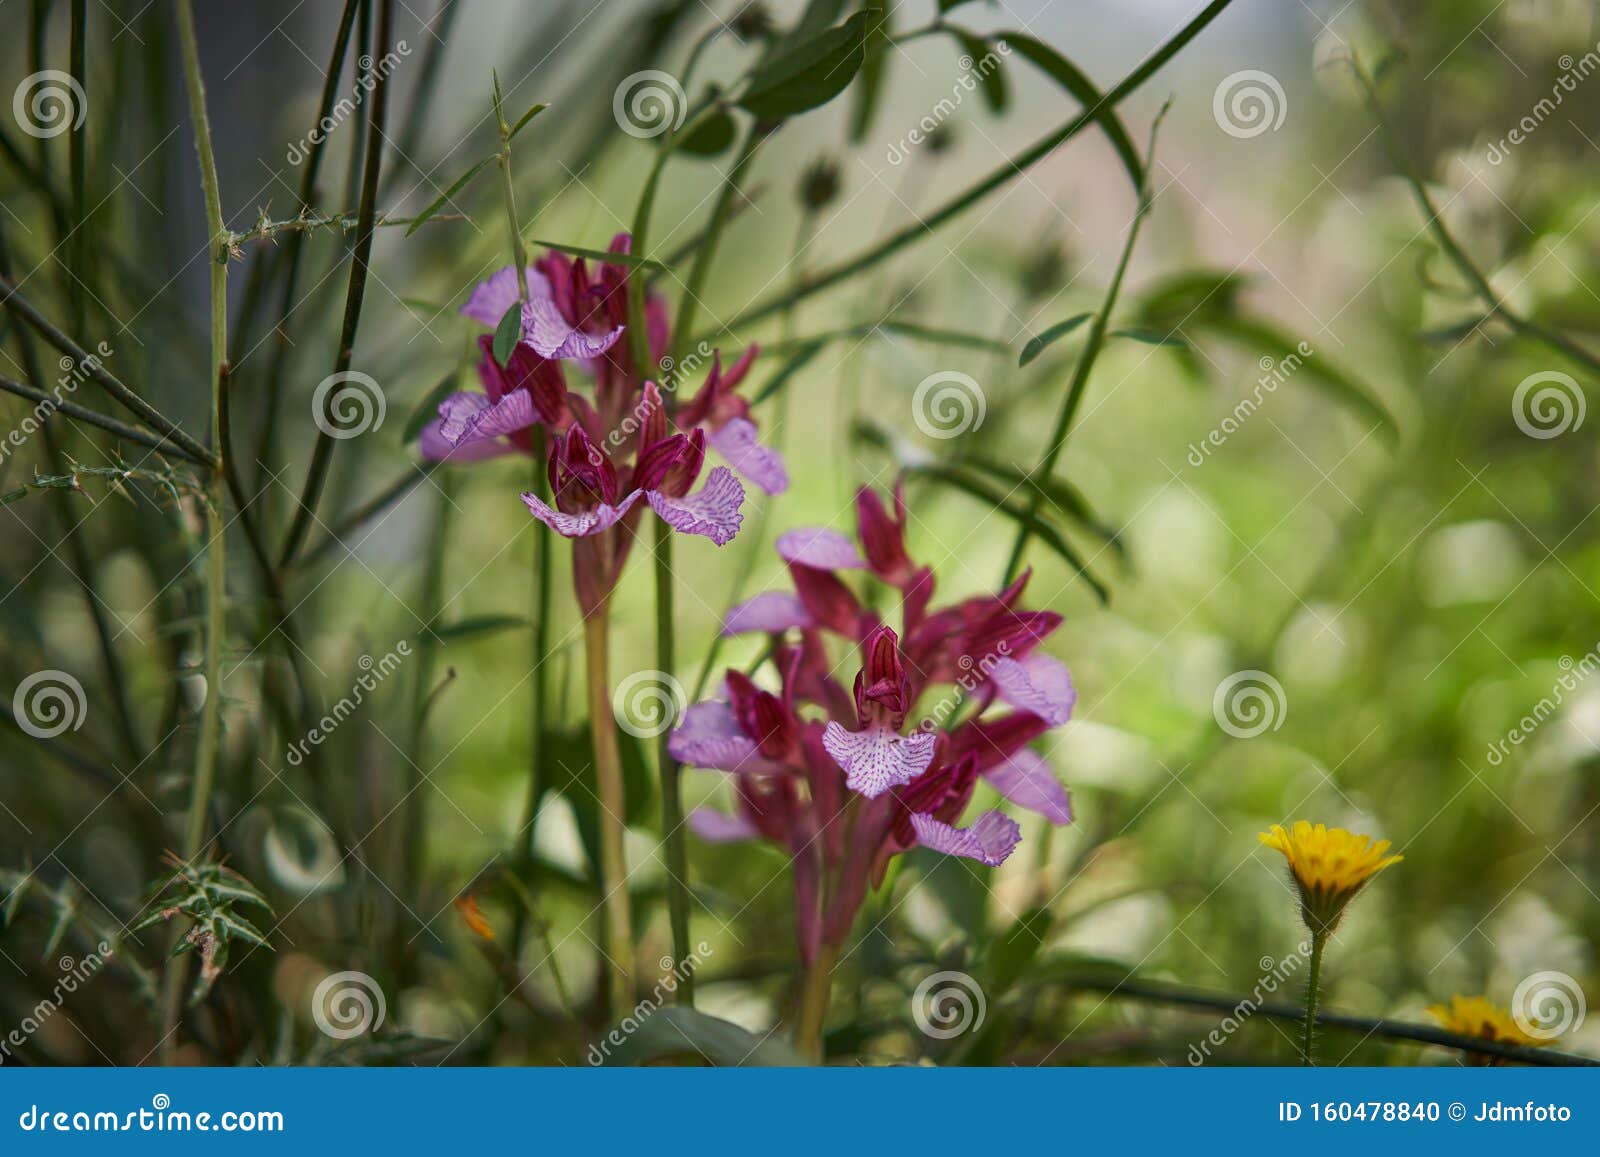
xmin=453 ymin=894 xmax=496 ymax=941
xmin=1428 ymin=994 xmax=1548 ymax=1065
xmin=1258 ymin=821 xmax=1402 ymax=935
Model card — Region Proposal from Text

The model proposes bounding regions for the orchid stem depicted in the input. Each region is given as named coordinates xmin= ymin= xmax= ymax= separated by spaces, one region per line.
xmin=1302 ymin=932 xmax=1326 ymax=1067
xmin=584 ymin=604 xmax=634 ymax=1022
xmin=795 ymin=941 xmax=839 ymax=1064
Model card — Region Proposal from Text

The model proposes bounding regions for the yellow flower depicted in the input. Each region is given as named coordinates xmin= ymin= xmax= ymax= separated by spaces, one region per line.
xmin=1428 ymin=994 xmax=1548 ymax=1065
xmin=1258 ymin=821 xmax=1402 ymax=935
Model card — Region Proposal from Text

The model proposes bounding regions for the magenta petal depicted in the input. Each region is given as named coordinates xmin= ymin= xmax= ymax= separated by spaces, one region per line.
xmin=647 ymin=466 xmax=744 ymax=545
xmin=440 ymin=389 xmax=536 ymax=447
xmin=520 ymin=489 xmax=642 ymax=538
xmin=821 ymin=721 xmax=936 ymax=798
xmin=668 ymin=700 xmax=762 ymax=771
xmin=723 ymin=591 xmax=815 ymax=637
xmin=910 ymin=810 xmax=1021 ymax=866
xmin=419 ymin=418 xmax=513 ymax=462
xmin=688 ymin=807 xmax=759 ymax=843
xmin=990 ymin=654 xmax=1076 ymax=726
xmin=776 ymin=527 xmax=867 ymax=570
xmin=523 ymin=295 xmax=625 ymax=361
xmin=708 ymin=417 xmax=789 ymax=496
xmin=461 ymin=266 xmax=549 ymax=327
xmin=984 ymin=746 xmax=1072 ymax=825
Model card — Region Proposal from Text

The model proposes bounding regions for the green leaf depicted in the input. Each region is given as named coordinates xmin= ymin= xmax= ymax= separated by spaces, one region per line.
xmin=1019 ymin=311 xmax=1093 ymax=366
xmin=406 ymin=156 xmax=495 ymax=236
xmin=1001 ymin=33 xmax=1144 ymax=192
xmin=737 ymin=11 xmax=870 ymax=121
xmin=491 ymin=301 xmax=523 ymax=367
xmin=1110 ymin=326 xmax=1189 ymax=348
xmin=950 ymin=30 xmax=1008 ymax=114
xmin=528 ymin=239 xmax=668 ymax=272
xmin=596 ymin=1007 xmax=806 ymax=1066
xmin=507 ymin=102 xmax=550 ymax=141
xmin=849 ymin=2 xmax=893 ymax=142
xmin=432 ymin=614 xmax=532 ymax=642
xmin=677 ymin=109 xmax=737 ymax=157
xmin=402 ymin=374 xmax=460 ymax=444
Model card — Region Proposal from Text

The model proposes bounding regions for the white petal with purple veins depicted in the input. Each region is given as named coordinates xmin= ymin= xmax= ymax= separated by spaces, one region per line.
xmin=647 ymin=466 xmax=744 ymax=545
xmin=708 ymin=417 xmax=789 ymax=495
xmin=822 ymin=721 xmax=936 ymax=798
xmin=984 ymin=746 xmax=1072 ymax=825
xmin=668 ymin=700 xmax=761 ymax=771
xmin=723 ymin=591 xmax=815 ymax=636
xmin=990 ymin=654 xmax=1076 ymax=726
xmin=687 ymin=808 xmax=759 ymax=843
xmin=522 ymin=296 xmax=625 ymax=361
xmin=460 ymin=266 xmax=550 ymax=327
xmin=910 ymin=810 xmax=1021 ymax=866
xmin=776 ymin=527 xmax=866 ymax=570
xmin=520 ymin=489 xmax=642 ymax=538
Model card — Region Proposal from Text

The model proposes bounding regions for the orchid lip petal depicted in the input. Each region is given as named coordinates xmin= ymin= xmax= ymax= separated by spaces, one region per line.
xmin=821 ymin=720 xmax=936 ymax=798
xmin=989 ymin=654 xmax=1076 ymax=726
xmin=776 ymin=527 xmax=867 ymax=570
xmin=722 ymin=591 xmax=815 ymax=637
xmin=910 ymin=810 xmax=1021 ymax=866
xmin=519 ymin=489 xmax=642 ymax=538
xmin=647 ymin=466 xmax=745 ymax=545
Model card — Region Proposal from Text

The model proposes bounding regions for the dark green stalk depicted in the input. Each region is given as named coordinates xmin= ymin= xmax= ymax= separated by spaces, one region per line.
xmin=279 ymin=0 xmax=394 ymax=567
xmin=711 ymin=0 xmax=1237 ymax=339
xmin=1002 ymin=111 xmax=1165 ymax=582
xmin=1302 ymin=932 xmax=1326 ymax=1066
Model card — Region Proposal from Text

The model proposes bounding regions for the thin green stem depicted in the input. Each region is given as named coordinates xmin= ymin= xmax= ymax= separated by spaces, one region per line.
xmin=1302 ymin=932 xmax=1326 ymax=1067
xmin=709 ymin=0 xmax=1236 ymax=340
xmin=584 ymin=604 xmax=634 ymax=1023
